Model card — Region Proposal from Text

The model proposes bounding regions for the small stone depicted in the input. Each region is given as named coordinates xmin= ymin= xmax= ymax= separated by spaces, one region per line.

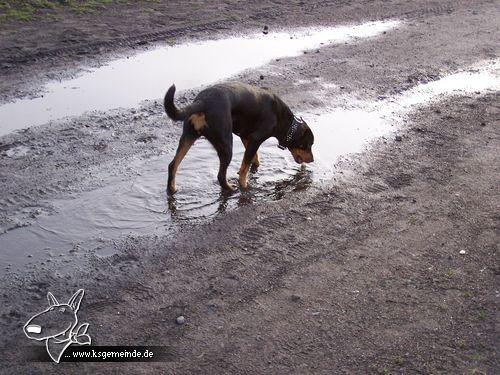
xmin=263 ymin=25 xmax=269 ymax=35
xmin=480 ymin=122 xmax=486 ymax=127
xmin=93 ymin=141 xmax=108 ymax=151
xmin=395 ymin=135 xmax=403 ymax=142
xmin=306 ymin=217 xmax=312 ymax=221
xmin=291 ymin=295 xmax=301 ymax=302
xmin=459 ymin=250 xmax=466 ymax=255
xmin=176 ymin=315 xmax=186 ymax=325
xmin=259 ymin=75 xmax=264 ymax=80
xmin=339 ymin=85 xmax=345 ymax=89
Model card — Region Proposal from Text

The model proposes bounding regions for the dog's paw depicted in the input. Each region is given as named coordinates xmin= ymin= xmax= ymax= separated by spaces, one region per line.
xmin=167 ymin=185 xmax=177 ymax=195
xmin=221 ymin=181 xmax=236 ymax=192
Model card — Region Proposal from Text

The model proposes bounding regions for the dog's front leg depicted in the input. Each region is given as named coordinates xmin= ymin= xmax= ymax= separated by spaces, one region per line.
xmin=239 ymin=138 xmax=263 ymax=189
xmin=240 ymin=137 xmax=260 ymax=171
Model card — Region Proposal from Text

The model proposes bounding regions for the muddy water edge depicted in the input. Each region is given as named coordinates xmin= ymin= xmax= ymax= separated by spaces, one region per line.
xmin=1 ymin=61 xmax=497 ymax=273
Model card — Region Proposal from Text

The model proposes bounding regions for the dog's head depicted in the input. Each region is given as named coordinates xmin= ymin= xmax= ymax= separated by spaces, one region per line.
xmin=287 ymin=119 xmax=314 ymax=164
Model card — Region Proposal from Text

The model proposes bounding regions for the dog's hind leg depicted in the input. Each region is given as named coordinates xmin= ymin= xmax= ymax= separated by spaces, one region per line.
xmin=214 ymin=139 xmax=235 ymax=191
xmin=167 ymin=136 xmax=196 ymax=194
xmin=203 ymin=108 xmax=235 ymax=192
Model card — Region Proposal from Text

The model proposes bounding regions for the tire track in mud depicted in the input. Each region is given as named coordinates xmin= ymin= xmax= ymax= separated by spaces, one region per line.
xmin=1 ymin=19 xmax=233 ymax=65
xmin=0 ymin=0 xmax=475 ymax=103
xmin=144 ymin=190 xmax=366 ymax=317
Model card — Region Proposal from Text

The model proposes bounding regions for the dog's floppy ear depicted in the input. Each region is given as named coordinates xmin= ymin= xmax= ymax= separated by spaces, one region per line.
xmin=47 ymin=292 xmax=59 ymax=307
xmin=297 ymin=122 xmax=310 ymax=137
xmin=68 ymin=289 xmax=85 ymax=312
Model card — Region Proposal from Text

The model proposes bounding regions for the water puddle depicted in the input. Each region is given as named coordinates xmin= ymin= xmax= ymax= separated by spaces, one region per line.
xmin=0 ymin=20 xmax=400 ymax=136
xmin=1 ymin=59 xmax=499 ymax=274
xmin=0 ymin=110 xmax=386 ymax=272
xmin=396 ymin=62 xmax=500 ymax=109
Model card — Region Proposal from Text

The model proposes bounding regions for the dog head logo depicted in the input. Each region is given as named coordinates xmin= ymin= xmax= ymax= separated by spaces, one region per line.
xmin=23 ymin=289 xmax=91 ymax=363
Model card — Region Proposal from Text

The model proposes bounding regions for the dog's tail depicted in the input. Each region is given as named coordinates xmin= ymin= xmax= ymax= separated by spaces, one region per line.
xmin=164 ymin=84 xmax=183 ymax=121
xmin=165 ymin=84 xmax=200 ymax=121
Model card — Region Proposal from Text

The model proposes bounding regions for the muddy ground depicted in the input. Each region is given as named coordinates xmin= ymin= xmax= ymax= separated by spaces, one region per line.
xmin=0 ymin=0 xmax=498 ymax=374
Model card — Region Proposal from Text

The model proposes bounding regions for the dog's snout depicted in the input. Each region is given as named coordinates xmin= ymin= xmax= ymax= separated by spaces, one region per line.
xmin=303 ymin=151 xmax=314 ymax=163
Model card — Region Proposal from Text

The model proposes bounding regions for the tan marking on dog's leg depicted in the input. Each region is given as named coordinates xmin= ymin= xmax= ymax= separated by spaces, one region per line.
xmin=168 ymin=138 xmax=195 ymax=193
xmin=188 ymin=113 xmax=207 ymax=132
xmin=239 ymin=159 xmax=250 ymax=189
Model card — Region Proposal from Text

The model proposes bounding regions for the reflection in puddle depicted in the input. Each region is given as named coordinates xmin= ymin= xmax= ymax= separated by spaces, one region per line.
xmin=0 ymin=20 xmax=400 ymax=136
xmin=0 ymin=60 xmax=499 ymax=272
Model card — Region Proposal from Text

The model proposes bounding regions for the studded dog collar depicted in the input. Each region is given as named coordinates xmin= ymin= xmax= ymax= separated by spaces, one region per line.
xmin=278 ymin=115 xmax=303 ymax=150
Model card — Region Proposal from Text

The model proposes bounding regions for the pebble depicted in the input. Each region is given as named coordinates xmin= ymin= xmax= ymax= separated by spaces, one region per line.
xmin=176 ymin=315 xmax=186 ymax=325
xmin=263 ymin=25 xmax=269 ymax=35
xmin=395 ymin=135 xmax=403 ymax=142
xmin=259 ymin=75 xmax=264 ymax=80
xmin=459 ymin=250 xmax=466 ymax=255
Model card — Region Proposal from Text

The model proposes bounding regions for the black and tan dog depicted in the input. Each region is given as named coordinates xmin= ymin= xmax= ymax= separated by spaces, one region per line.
xmin=164 ymin=82 xmax=314 ymax=194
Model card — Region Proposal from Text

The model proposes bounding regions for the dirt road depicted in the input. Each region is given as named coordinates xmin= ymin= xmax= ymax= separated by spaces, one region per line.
xmin=0 ymin=1 xmax=498 ymax=373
